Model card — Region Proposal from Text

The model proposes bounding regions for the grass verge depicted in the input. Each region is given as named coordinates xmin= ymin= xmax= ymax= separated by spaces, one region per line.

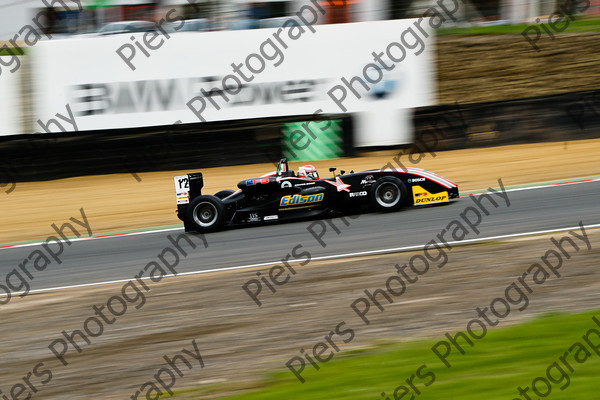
xmin=179 ymin=309 xmax=600 ymax=399
xmin=0 ymin=47 xmax=26 ymax=56
xmin=436 ymin=17 xmax=600 ymax=36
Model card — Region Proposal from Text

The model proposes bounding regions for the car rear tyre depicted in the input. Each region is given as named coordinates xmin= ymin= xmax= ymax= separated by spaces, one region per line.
xmin=186 ymin=195 xmax=226 ymax=232
xmin=214 ymin=189 xmax=235 ymax=199
xmin=370 ymin=177 xmax=407 ymax=212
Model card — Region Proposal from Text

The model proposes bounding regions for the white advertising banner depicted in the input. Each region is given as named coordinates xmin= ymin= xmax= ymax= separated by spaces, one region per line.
xmin=32 ymin=18 xmax=435 ymax=146
xmin=0 ymin=58 xmax=23 ymax=136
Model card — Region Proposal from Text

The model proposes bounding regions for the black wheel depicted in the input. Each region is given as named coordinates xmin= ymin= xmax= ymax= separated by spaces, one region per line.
xmin=369 ymin=177 xmax=407 ymax=212
xmin=214 ymin=189 xmax=235 ymax=199
xmin=186 ymin=195 xmax=226 ymax=232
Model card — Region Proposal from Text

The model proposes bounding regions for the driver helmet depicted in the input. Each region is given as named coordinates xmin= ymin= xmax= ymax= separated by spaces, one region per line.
xmin=298 ymin=165 xmax=319 ymax=180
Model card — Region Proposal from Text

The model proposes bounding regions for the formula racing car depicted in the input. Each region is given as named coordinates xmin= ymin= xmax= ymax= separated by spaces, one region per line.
xmin=174 ymin=158 xmax=459 ymax=233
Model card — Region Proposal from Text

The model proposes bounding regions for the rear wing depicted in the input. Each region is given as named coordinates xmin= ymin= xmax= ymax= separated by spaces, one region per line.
xmin=173 ymin=172 xmax=203 ymax=205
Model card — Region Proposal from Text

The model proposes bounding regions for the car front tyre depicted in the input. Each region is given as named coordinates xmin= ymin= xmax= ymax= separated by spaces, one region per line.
xmin=186 ymin=195 xmax=226 ymax=232
xmin=370 ymin=177 xmax=407 ymax=212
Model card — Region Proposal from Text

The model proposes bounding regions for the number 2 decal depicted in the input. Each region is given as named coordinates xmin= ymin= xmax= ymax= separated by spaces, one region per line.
xmin=178 ymin=177 xmax=189 ymax=190
xmin=174 ymin=175 xmax=191 ymax=204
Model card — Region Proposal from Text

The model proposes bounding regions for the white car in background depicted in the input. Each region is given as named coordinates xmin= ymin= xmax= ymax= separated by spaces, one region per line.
xmin=97 ymin=21 xmax=176 ymax=35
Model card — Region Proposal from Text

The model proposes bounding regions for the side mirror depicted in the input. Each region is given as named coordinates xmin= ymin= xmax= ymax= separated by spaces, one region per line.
xmin=340 ymin=170 xmax=346 ymax=175
xmin=329 ymin=167 xmax=336 ymax=177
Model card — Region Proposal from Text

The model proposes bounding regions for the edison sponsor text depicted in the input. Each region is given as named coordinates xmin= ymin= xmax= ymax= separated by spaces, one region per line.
xmin=280 ymin=193 xmax=324 ymax=207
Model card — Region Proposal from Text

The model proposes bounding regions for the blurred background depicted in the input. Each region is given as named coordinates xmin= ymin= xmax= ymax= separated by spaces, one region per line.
xmin=0 ymin=0 xmax=599 ymax=182
xmin=2 ymin=0 xmax=600 ymax=37
xmin=0 ymin=0 xmax=598 ymax=183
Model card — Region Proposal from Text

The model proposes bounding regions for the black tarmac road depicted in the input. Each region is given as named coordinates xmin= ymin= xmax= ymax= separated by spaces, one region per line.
xmin=1 ymin=181 xmax=599 ymax=295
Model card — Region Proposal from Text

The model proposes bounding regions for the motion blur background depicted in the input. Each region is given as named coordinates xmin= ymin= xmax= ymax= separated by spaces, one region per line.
xmin=1 ymin=0 xmax=599 ymax=180
xmin=2 ymin=0 xmax=600 ymax=35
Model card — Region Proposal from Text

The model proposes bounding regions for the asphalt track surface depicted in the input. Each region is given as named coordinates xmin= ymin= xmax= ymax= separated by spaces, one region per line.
xmin=1 ymin=181 xmax=599 ymax=296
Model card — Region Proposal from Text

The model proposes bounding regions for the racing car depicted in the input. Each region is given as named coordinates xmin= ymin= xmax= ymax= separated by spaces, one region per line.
xmin=174 ymin=158 xmax=459 ymax=233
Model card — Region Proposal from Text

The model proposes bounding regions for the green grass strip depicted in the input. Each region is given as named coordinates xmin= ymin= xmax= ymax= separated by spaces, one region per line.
xmin=436 ymin=17 xmax=600 ymax=36
xmin=180 ymin=309 xmax=600 ymax=399
xmin=0 ymin=47 xmax=26 ymax=56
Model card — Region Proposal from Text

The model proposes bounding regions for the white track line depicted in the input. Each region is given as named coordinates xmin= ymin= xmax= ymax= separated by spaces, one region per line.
xmin=2 ymin=178 xmax=598 ymax=252
xmin=463 ymin=178 xmax=600 ymax=197
xmin=5 ymin=223 xmax=600 ymax=298
xmin=0 ymin=227 xmax=182 ymax=251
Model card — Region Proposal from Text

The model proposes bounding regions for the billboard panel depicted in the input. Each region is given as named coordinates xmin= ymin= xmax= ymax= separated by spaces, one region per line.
xmin=32 ymin=18 xmax=435 ymax=145
xmin=0 ymin=57 xmax=23 ymax=136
